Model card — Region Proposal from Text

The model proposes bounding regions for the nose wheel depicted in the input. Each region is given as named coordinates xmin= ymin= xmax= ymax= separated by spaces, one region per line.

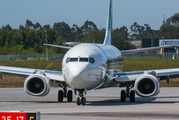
xmin=77 ymin=97 xmax=86 ymax=105
xmin=76 ymin=89 xmax=86 ymax=105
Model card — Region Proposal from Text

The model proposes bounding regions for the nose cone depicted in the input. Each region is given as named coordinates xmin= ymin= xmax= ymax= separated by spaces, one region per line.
xmin=65 ymin=63 xmax=88 ymax=89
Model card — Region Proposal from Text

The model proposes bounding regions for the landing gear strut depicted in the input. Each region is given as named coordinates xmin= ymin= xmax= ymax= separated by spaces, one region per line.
xmin=120 ymin=82 xmax=135 ymax=102
xmin=76 ymin=89 xmax=86 ymax=105
xmin=57 ymin=83 xmax=73 ymax=102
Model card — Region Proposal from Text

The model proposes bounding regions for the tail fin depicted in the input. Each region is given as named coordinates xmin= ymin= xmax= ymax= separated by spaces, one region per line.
xmin=103 ymin=0 xmax=112 ymax=45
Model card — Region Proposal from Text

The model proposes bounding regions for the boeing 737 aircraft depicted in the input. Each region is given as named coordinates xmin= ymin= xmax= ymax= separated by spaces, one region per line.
xmin=0 ymin=0 xmax=179 ymax=105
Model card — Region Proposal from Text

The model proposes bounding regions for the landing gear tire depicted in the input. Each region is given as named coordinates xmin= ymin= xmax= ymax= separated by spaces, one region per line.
xmin=77 ymin=97 xmax=81 ymax=105
xmin=121 ymin=90 xmax=126 ymax=102
xmin=130 ymin=90 xmax=135 ymax=102
xmin=67 ymin=90 xmax=73 ymax=102
xmin=58 ymin=90 xmax=64 ymax=102
xmin=82 ymin=97 xmax=86 ymax=105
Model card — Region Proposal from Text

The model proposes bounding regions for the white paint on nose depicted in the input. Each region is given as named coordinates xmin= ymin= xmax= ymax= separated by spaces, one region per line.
xmin=65 ymin=63 xmax=88 ymax=89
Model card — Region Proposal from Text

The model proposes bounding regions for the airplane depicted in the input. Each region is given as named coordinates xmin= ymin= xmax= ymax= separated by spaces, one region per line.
xmin=0 ymin=0 xmax=179 ymax=105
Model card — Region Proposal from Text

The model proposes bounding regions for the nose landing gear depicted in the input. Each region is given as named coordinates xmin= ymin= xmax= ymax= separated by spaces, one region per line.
xmin=76 ymin=89 xmax=86 ymax=105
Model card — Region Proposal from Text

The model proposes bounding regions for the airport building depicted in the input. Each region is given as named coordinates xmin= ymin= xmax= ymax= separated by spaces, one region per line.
xmin=141 ymin=39 xmax=179 ymax=54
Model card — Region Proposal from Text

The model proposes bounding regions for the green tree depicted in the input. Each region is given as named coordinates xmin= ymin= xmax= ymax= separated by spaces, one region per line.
xmin=53 ymin=22 xmax=71 ymax=41
xmin=0 ymin=29 xmax=7 ymax=46
xmin=4 ymin=24 xmax=12 ymax=31
xmin=19 ymin=24 xmax=25 ymax=31
xmin=43 ymin=24 xmax=51 ymax=30
xmin=12 ymin=30 xmax=23 ymax=46
xmin=25 ymin=29 xmax=36 ymax=48
xmin=33 ymin=22 xmax=42 ymax=30
xmin=112 ymin=28 xmax=136 ymax=50
xmin=5 ymin=30 xmax=15 ymax=48
xmin=84 ymin=29 xmax=105 ymax=43
xmin=25 ymin=19 xmax=33 ymax=28
xmin=160 ymin=13 xmax=179 ymax=39
xmin=53 ymin=35 xmax=66 ymax=53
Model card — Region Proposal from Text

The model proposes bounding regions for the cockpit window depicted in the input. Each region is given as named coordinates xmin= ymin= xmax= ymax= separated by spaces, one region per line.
xmin=66 ymin=57 xmax=70 ymax=63
xmin=89 ymin=57 xmax=95 ymax=64
xmin=66 ymin=57 xmax=95 ymax=64
xmin=80 ymin=58 xmax=88 ymax=62
xmin=70 ymin=58 xmax=78 ymax=62
xmin=66 ymin=57 xmax=78 ymax=63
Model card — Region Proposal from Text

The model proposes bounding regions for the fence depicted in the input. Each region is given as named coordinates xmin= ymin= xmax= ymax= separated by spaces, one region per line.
xmin=0 ymin=54 xmax=64 ymax=60
xmin=0 ymin=53 xmax=178 ymax=61
xmin=123 ymin=52 xmax=178 ymax=60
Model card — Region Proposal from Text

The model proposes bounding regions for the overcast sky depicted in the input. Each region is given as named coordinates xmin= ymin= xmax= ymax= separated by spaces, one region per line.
xmin=0 ymin=0 xmax=179 ymax=31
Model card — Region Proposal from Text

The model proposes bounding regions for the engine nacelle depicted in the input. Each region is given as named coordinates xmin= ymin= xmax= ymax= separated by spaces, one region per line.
xmin=24 ymin=74 xmax=50 ymax=96
xmin=134 ymin=74 xmax=160 ymax=97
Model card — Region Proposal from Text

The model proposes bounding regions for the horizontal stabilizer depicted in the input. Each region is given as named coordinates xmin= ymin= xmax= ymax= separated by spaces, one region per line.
xmin=43 ymin=43 xmax=72 ymax=49
xmin=121 ymin=45 xmax=178 ymax=54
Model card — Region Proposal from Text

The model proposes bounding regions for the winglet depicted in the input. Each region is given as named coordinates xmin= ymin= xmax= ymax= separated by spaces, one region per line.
xmin=103 ymin=0 xmax=112 ymax=45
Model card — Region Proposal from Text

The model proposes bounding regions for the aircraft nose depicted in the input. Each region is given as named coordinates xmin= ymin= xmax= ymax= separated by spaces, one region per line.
xmin=72 ymin=68 xmax=84 ymax=78
xmin=66 ymin=64 xmax=88 ymax=89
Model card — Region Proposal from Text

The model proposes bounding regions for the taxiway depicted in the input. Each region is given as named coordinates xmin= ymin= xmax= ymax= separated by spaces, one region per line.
xmin=0 ymin=87 xmax=179 ymax=120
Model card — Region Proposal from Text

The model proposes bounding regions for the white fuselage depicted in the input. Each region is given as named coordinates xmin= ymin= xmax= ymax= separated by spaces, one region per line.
xmin=62 ymin=43 xmax=123 ymax=90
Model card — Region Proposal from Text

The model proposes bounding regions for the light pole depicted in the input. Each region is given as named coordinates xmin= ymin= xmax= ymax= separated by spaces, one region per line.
xmin=45 ymin=31 xmax=48 ymax=60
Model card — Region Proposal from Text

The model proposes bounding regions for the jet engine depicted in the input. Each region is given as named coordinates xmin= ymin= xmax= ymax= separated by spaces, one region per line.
xmin=24 ymin=74 xmax=50 ymax=96
xmin=134 ymin=74 xmax=160 ymax=97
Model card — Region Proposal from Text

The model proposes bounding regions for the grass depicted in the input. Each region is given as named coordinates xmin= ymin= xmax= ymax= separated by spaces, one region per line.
xmin=0 ymin=58 xmax=179 ymax=87
xmin=123 ymin=58 xmax=179 ymax=72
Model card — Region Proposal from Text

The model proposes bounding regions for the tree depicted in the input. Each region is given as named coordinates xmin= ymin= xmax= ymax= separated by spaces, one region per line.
xmin=53 ymin=35 xmax=66 ymax=53
xmin=53 ymin=22 xmax=71 ymax=41
xmin=33 ymin=22 xmax=42 ymax=30
xmin=4 ymin=24 xmax=12 ymax=31
xmin=43 ymin=24 xmax=51 ymax=30
xmin=34 ymin=43 xmax=42 ymax=53
xmin=112 ymin=28 xmax=136 ymax=50
xmin=46 ymin=29 xmax=56 ymax=44
xmin=160 ymin=13 xmax=179 ymax=39
xmin=25 ymin=29 xmax=35 ymax=48
xmin=12 ymin=31 xmax=23 ymax=46
xmin=19 ymin=24 xmax=25 ymax=31
xmin=80 ymin=20 xmax=97 ymax=35
xmin=5 ymin=30 xmax=15 ymax=48
xmin=25 ymin=19 xmax=33 ymax=28
xmin=0 ymin=29 xmax=7 ymax=46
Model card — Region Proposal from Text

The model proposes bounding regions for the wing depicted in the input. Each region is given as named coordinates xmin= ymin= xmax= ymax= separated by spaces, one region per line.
xmin=121 ymin=45 xmax=177 ymax=54
xmin=0 ymin=65 xmax=64 ymax=82
xmin=113 ymin=68 xmax=179 ymax=84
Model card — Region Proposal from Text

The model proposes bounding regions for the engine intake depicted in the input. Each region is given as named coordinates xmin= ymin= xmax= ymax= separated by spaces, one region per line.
xmin=134 ymin=74 xmax=160 ymax=97
xmin=24 ymin=74 xmax=50 ymax=96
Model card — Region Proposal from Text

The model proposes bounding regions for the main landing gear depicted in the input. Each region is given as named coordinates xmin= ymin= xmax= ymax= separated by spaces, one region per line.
xmin=58 ymin=83 xmax=73 ymax=102
xmin=75 ymin=89 xmax=86 ymax=105
xmin=120 ymin=83 xmax=135 ymax=102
